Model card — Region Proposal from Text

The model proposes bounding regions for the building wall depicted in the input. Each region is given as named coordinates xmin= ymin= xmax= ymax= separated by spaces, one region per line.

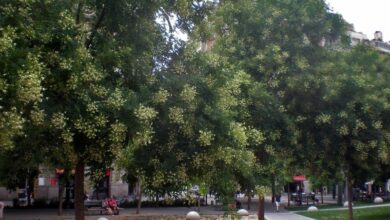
xmin=110 ymin=169 xmax=128 ymax=198
xmin=303 ymin=180 xmax=311 ymax=193
xmin=347 ymin=31 xmax=368 ymax=46
xmin=0 ymin=188 xmax=17 ymax=200
xmin=0 ymin=167 xmax=129 ymax=202
xmin=35 ymin=166 xmax=59 ymax=200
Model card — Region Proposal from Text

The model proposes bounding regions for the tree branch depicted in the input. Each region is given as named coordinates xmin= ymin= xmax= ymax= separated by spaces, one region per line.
xmin=160 ymin=8 xmax=173 ymax=34
xmin=39 ymin=0 xmax=49 ymax=15
xmin=159 ymin=8 xmax=177 ymax=47
xmin=76 ymin=0 xmax=84 ymax=24
xmin=85 ymin=3 xmax=106 ymax=49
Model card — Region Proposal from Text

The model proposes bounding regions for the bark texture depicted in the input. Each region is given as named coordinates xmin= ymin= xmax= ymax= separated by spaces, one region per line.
xmin=74 ymin=159 xmax=85 ymax=220
xmin=257 ymin=196 xmax=265 ymax=220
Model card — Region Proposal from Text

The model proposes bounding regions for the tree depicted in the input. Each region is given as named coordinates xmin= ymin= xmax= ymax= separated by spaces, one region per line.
xmin=201 ymin=1 xmax=346 ymax=219
xmin=119 ymin=47 xmax=261 ymax=212
xmin=0 ymin=0 xmax=63 ymax=208
xmin=0 ymin=0 xmax=47 ymax=183
xmin=1 ymin=1 xmax=216 ymax=219
xmin=311 ymin=46 xmax=390 ymax=220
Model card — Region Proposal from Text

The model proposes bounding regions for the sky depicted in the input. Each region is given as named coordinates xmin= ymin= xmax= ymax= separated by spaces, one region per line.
xmin=326 ymin=0 xmax=390 ymax=42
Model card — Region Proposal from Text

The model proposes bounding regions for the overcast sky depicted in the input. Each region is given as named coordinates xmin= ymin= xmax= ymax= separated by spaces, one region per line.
xmin=326 ymin=0 xmax=390 ymax=42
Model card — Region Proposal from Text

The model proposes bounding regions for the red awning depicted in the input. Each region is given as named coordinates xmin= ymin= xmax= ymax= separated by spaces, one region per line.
xmin=293 ymin=175 xmax=306 ymax=181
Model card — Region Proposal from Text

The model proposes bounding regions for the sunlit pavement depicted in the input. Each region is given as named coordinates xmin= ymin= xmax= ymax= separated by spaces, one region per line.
xmin=2 ymin=195 xmax=364 ymax=220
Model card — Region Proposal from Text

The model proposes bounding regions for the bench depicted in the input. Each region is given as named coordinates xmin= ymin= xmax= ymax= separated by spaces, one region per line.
xmin=84 ymin=200 xmax=121 ymax=215
xmin=85 ymin=206 xmax=107 ymax=215
xmin=84 ymin=200 xmax=104 ymax=215
xmin=290 ymin=193 xmax=318 ymax=206
xmin=306 ymin=193 xmax=319 ymax=205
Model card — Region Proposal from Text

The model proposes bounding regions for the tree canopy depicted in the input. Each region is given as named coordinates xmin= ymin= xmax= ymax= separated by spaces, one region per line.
xmin=1 ymin=1 xmax=389 ymax=220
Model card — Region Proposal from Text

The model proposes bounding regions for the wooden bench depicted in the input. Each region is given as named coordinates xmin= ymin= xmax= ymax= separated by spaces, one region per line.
xmin=84 ymin=200 xmax=104 ymax=215
xmin=85 ymin=206 xmax=107 ymax=215
xmin=84 ymin=200 xmax=121 ymax=215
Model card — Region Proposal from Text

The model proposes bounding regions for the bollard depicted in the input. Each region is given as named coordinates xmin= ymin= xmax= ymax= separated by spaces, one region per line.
xmin=186 ymin=211 xmax=200 ymax=220
xmin=0 ymin=202 xmax=4 ymax=220
xmin=374 ymin=197 xmax=383 ymax=204
xmin=97 ymin=218 xmax=108 ymax=220
xmin=343 ymin=201 xmax=353 ymax=207
xmin=307 ymin=206 xmax=318 ymax=212
xmin=237 ymin=209 xmax=249 ymax=220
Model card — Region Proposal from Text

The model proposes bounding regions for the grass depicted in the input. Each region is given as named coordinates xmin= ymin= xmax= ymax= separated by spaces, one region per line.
xmin=285 ymin=204 xmax=340 ymax=211
xmin=285 ymin=199 xmax=390 ymax=211
xmin=299 ymin=206 xmax=390 ymax=220
xmin=354 ymin=199 xmax=390 ymax=206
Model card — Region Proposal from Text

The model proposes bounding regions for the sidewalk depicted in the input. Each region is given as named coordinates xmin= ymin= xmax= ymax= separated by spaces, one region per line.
xmin=3 ymin=195 xmax=356 ymax=220
xmin=265 ymin=212 xmax=314 ymax=220
xmin=3 ymin=194 xmax=387 ymax=220
xmin=263 ymin=197 xmax=315 ymax=220
xmin=3 ymin=204 xmax=315 ymax=220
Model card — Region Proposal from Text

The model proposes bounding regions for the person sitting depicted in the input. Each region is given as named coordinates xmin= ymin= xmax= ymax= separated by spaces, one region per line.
xmin=103 ymin=196 xmax=119 ymax=215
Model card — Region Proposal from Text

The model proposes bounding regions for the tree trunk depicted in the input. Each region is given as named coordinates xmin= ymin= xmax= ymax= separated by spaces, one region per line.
xmin=25 ymin=173 xmax=31 ymax=207
xmin=58 ymin=182 xmax=64 ymax=216
xmin=26 ymin=177 xmax=32 ymax=207
xmin=271 ymin=176 xmax=275 ymax=203
xmin=347 ymin=179 xmax=354 ymax=220
xmin=74 ymin=159 xmax=85 ymax=220
xmin=107 ymin=170 xmax=111 ymax=198
xmin=65 ymin=182 xmax=70 ymax=209
xmin=136 ymin=190 xmax=142 ymax=214
xmin=287 ymin=183 xmax=290 ymax=207
xmin=257 ymin=196 xmax=264 ymax=220
xmin=136 ymin=179 xmax=142 ymax=214
xmin=156 ymin=194 xmax=159 ymax=207
xmin=337 ymin=183 xmax=343 ymax=206
xmin=95 ymin=184 xmax=99 ymax=200
xmin=247 ymin=194 xmax=251 ymax=210
xmin=321 ymin=187 xmax=324 ymax=204
xmin=197 ymin=194 xmax=200 ymax=212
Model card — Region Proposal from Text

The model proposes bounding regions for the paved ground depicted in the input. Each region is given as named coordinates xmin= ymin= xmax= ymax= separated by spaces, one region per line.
xmin=3 ymin=207 xmax=315 ymax=220
xmin=265 ymin=212 xmax=314 ymax=220
xmin=9 ymin=193 xmax=384 ymax=220
xmin=3 ymin=193 xmax=388 ymax=220
xmin=2 ymin=196 xmax=317 ymax=220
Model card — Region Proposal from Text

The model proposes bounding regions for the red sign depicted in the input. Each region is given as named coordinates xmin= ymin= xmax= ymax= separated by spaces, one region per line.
xmin=50 ymin=177 xmax=57 ymax=186
xmin=105 ymin=168 xmax=110 ymax=177
xmin=293 ymin=175 xmax=306 ymax=181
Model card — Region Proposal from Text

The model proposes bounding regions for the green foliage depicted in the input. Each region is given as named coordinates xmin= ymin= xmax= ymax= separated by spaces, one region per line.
xmin=255 ymin=185 xmax=271 ymax=198
xmin=1 ymin=3 xmax=389 ymax=220
xmin=317 ymin=46 xmax=390 ymax=182
xmin=301 ymin=206 xmax=390 ymax=220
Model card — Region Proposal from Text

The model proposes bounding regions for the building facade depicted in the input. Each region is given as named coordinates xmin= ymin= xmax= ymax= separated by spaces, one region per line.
xmin=0 ymin=166 xmax=129 ymax=206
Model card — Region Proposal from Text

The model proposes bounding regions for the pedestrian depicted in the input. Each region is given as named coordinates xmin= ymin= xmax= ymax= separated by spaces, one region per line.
xmin=275 ymin=194 xmax=281 ymax=212
xmin=103 ymin=196 xmax=119 ymax=215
